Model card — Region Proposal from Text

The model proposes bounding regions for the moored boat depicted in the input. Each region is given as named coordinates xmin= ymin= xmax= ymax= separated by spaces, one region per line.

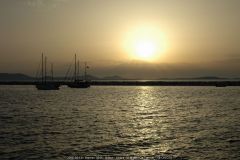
xmin=35 ymin=53 xmax=60 ymax=90
xmin=67 ymin=54 xmax=91 ymax=88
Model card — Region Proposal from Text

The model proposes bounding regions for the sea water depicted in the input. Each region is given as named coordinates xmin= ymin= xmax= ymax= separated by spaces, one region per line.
xmin=0 ymin=86 xmax=240 ymax=159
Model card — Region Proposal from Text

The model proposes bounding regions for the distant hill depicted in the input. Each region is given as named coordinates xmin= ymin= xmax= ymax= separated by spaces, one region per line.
xmin=1 ymin=73 xmax=238 ymax=81
xmin=56 ymin=75 xmax=100 ymax=80
xmin=0 ymin=73 xmax=125 ymax=81
xmin=193 ymin=76 xmax=225 ymax=80
xmin=56 ymin=75 xmax=124 ymax=80
xmin=158 ymin=76 xmax=226 ymax=80
xmin=101 ymin=75 xmax=125 ymax=80
xmin=0 ymin=73 xmax=33 ymax=81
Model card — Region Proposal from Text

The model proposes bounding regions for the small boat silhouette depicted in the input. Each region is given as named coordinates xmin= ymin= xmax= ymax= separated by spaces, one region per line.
xmin=36 ymin=53 xmax=60 ymax=90
xmin=67 ymin=54 xmax=90 ymax=88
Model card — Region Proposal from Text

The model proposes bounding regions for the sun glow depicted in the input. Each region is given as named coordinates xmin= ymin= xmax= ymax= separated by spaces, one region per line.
xmin=134 ymin=40 xmax=156 ymax=59
xmin=124 ymin=25 xmax=166 ymax=61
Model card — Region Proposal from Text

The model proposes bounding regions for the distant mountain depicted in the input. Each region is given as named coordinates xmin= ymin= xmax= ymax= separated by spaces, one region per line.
xmin=86 ymin=75 xmax=101 ymax=80
xmin=193 ymin=76 xmax=225 ymax=80
xmin=0 ymin=73 xmax=33 ymax=81
xmin=49 ymin=75 xmax=124 ymax=80
xmin=101 ymin=75 xmax=125 ymax=80
xmin=1 ymin=73 xmax=237 ymax=81
xmin=158 ymin=76 xmax=226 ymax=80
xmin=54 ymin=75 xmax=100 ymax=80
xmin=0 ymin=73 xmax=125 ymax=81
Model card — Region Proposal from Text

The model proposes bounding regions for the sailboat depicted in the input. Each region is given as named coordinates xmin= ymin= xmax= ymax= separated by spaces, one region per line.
xmin=67 ymin=54 xmax=91 ymax=88
xmin=36 ymin=53 xmax=60 ymax=90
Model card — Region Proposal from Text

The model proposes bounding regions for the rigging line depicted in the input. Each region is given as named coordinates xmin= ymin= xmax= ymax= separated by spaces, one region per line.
xmin=70 ymin=56 xmax=76 ymax=81
xmin=64 ymin=57 xmax=74 ymax=81
xmin=70 ymin=56 xmax=75 ymax=80
xmin=69 ymin=68 xmax=74 ymax=81
xmin=35 ymin=60 xmax=41 ymax=81
xmin=66 ymin=67 xmax=72 ymax=81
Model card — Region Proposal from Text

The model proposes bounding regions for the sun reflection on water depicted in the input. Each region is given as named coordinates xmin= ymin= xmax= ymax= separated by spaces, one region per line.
xmin=129 ymin=86 xmax=171 ymax=154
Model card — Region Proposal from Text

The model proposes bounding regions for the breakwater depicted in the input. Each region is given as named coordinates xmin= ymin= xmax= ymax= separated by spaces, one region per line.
xmin=0 ymin=81 xmax=240 ymax=86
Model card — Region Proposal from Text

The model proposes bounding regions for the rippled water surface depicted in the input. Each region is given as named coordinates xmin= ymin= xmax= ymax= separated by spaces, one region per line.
xmin=0 ymin=86 xmax=240 ymax=159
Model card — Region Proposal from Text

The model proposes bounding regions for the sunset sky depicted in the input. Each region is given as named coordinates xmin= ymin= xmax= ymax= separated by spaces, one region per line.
xmin=0 ymin=0 xmax=240 ymax=78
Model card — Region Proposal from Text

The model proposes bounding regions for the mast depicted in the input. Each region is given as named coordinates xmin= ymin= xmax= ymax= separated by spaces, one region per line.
xmin=45 ymin=56 xmax=47 ymax=83
xmin=84 ymin=62 xmax=87 ymax=81
xmin=41 ymin=53 xmax=44 ymax=83
xmin=77 ymin=60 xmax=80 ymax=81
xmin=51 ymin=63 xmax=53 ymax=81
xmin=74 ymin=54 xmax=77 ymax=82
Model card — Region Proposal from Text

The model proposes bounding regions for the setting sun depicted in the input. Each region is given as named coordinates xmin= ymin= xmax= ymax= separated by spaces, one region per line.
xmin=123 ymin=25 xmax=166 ymax=61
xmin=134 ymin=39 xmax=156 ymax=60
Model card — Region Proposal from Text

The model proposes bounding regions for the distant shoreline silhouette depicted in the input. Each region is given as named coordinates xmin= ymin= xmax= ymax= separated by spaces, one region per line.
xmin=0 ymin=73 xmax=240 ymax=87
xmin=0 ymin=73 xmax=239 ymax=81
